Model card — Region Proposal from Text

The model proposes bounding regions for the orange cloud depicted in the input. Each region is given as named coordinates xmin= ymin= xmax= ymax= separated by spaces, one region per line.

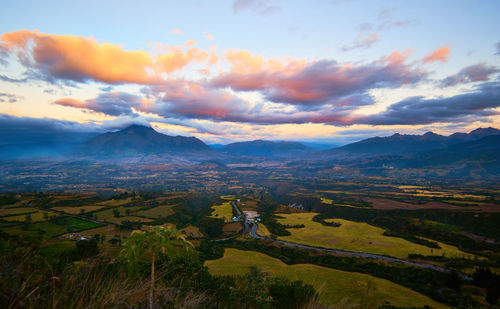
xmin=171 ymin=29 xmax=183 ymax=35
xmin=423 ymin=46 xmax=451 ymax=63
xmin=1 ymin=30 xmax=218 ymax=84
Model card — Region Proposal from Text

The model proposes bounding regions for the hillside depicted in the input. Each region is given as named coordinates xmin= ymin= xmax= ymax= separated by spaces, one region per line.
xmin=78 ymin=124 xmax=214 ymax=156
xmin=321 ymin=127 xmax=500 ymax=159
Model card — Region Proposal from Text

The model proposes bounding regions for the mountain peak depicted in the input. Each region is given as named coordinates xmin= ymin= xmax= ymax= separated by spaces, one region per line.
xmin=469 ymin=127 xmax=500 ymax=136
xmin=121 ymin=124 xmax=154 ymax=132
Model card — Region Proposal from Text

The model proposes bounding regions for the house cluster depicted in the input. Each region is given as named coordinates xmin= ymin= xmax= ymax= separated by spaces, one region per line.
xmin=287 ymin=203 xmax=305 ymax=210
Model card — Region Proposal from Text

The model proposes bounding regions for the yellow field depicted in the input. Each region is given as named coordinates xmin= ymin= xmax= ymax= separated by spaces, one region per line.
xmin=206 ymin=248 xmax=448 ymax=308
xmin=276 ymin=213 xmax=470 ymax=259
xmin=137 ymin=205 xmax=174 ymax=219
xmin=51 ymin=205 xmax=105 ymax=214
xmin=256 ymin=223 xmax=271 ymax=237
xmin=0 ymin=207 xmax=37 ymax=216
xmin=96 ymin=198 xmax=132 ymax=206
xmin=209 ymin=201 xmax=233 ymax=223
xmin=2 ymin=210 xmax=59 ymax=222
xmin=320 ymin=197 xmax=333 ymax=204
xmin=220 ymin=195 xmax=235 ymax=200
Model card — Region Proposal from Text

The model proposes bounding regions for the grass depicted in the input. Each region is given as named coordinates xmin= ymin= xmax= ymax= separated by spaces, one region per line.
xmin=320 ymin=197 xmax=333 ymax=204
xmin=276 ymin=213 xmax=470 ymax=259
xmin=2 ymin=210 xmax=59 ymax=222
xmin=96 ymin=198 xmax=132 ymax=206
xmin=57 ymin=217 xmax=103 ymax=230
xmin=209 ymin=201 xmax=233 ymax=223
xmin=180 ymin=224 xmax=204 ymax=238
xmin=256 ymin=223 xmax=271 ymax=237
xmin=93 ymin=206 xmax=143 ymax=220
xmin=51 ymin=205 xmax=105 ymax=214
xmin=136 ymin=205 xmax=174 ymax=219
xmin=206 ymin=248 xmax=448 ymax=308
xmin=106 ymin=216 xmax=154 ymax=224
xmin=416 ymin=219 xmax=461 ymax=232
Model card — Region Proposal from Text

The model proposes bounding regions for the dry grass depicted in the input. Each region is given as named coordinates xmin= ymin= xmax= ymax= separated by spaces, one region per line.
xmin=0 ymin=207 xmax=38 ymax=216
xmin=206 ymin=248 xmax=448 ymax=308
xmin=277 ymin=212 xmax=470 ymax=259
xmin=209 ymin=201 xmax=233 ymax=223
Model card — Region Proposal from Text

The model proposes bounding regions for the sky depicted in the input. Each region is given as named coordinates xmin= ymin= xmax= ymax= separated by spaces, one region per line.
xmin=0 ymin=0 xmax=499 ymax=145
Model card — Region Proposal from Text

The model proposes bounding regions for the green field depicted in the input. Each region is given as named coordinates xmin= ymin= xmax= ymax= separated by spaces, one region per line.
xmin=206 ymin=248 xmax=448 ymax=308
xmin=209 ymin=201 xmax=233 ymax=223
xmin=136 ymin=205 xmax=174 ymax=219
xmin=276 ymin=213 xmax=470 ymax=259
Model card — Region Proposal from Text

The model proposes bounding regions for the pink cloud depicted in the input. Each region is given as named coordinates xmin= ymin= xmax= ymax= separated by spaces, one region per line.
xmin=423 ymin=46 xmax=451 ymax=63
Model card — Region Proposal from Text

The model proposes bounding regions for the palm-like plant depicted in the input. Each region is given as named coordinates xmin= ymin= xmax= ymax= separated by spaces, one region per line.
xmin=120 ymin=226 xmax=194 ymax=308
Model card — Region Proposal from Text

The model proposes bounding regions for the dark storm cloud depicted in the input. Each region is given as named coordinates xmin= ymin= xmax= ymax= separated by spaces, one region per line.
xmin=359 ymin=81 xmax=500 ymax=125
xmin=54 ymin=92 xmax=143 ymax=116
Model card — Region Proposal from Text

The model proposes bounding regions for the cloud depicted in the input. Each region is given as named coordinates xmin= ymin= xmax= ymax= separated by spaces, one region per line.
xmin=232 ymin=0 xmax=280 ymax=15
xmin=342 ymin=32 xmax=379 ymax=51
xmin=496 ymin=42 xmax=500 ymax=55
xmin=0 ymin=74 xmax=28 ymax=83
xmin=0 ymin=93 xmax=23 ymax=103
xmin=54 ymin=92 xmax=146 ymax=116
xmin=203 ymin=32 xmax=214 ymax=40
xmin=0 ymin=30 xmax=217 ymax=85
xmin=423 ymin=46 xmax=451 ymax=63
xmin=184 ymin=40 xmax=196 ymax=48
xmin=212 ymin=49 xmax=425 ymax=107
xmin=359 ymin=81 xmax=500 ymax=125
xmin=171 ymin=29 xmax=184 ymax=35
xmin=441 ymin=63 xmax=499 ymax=87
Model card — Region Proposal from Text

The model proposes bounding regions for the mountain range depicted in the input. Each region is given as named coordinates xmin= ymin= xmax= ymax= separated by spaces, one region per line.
xmin=1 ymin=124 xmax=499 ymax=173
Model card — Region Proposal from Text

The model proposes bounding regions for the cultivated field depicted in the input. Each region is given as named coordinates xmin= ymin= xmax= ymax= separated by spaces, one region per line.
xmin=206 ymin=248 xmax=448 ymax=308
xmin=276 ymin=212 xmax=470 ymax=259
xmin=136 ymin=205 xmax=174 ymax=219
xmin=209 ymin=201 xmax=233 ymax=222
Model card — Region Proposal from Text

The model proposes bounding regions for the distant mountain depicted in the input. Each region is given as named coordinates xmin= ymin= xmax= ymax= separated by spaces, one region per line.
xmin=78 ymin=125 xmax=214 ymax=157
xmin=321 ymin=127 xmax=500 ymax=159
xmin=410 ymin=134 xmax=500 ymax=169
xmin=219 ymin=140 xmax=312 ymax=157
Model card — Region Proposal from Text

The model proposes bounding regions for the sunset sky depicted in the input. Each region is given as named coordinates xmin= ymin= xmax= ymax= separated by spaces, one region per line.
xmin=1 ymin=0 xmax=499 ymax=145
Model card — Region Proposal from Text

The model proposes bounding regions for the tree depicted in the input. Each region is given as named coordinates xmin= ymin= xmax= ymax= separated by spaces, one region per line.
xmin=113 ymin=209 xmax=120 ymax=217
xmin=120 ymin=226 xmax=194 ymax=309
xmin=126 ymin=209 xmax=131 ymax=216
xmin=25 ymin=213 xmax=32 ymax=224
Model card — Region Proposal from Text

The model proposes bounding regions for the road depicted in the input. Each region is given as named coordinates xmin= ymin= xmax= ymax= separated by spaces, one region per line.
xmin=248 ymin=221 xmax=471 ymax=279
